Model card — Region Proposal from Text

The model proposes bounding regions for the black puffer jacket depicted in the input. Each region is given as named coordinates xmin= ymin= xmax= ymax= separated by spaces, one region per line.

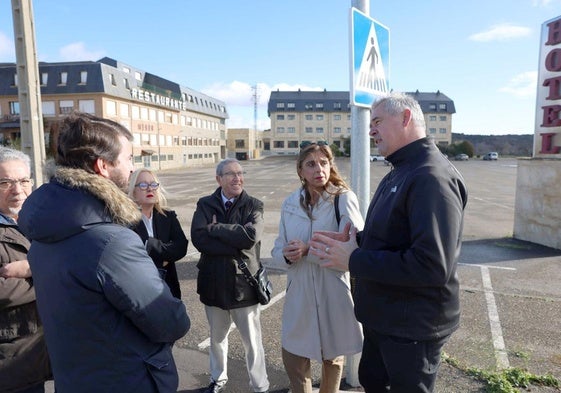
xmin=191 ymin=188 xmax=264 ymax=310
xmin=351 ymin=138 xmax=468 ymax=341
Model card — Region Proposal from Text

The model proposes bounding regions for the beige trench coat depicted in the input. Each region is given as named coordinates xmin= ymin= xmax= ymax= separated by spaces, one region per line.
xmin=271 ymin=188 xmax=364 ymax=361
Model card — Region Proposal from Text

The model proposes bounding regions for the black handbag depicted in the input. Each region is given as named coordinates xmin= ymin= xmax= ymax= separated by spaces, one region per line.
xmin=235 ymin=257 xmax=273 ymax=305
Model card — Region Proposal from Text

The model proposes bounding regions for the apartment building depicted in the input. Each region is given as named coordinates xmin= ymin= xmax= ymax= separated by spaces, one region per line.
xmin=266 ymin=90 xmax=352 ymax=155
xmin=0 ymin=57 xmax=229 ymax=169
xmin=265 ymin=89 xmax=455 ymax=155
xmin=409 ymin=90 xmax=455 ymax=146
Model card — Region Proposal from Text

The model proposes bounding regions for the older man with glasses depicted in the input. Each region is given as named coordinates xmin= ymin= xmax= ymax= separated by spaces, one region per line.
xmin=0 ymin=147 xmax=51 ymax=393
xmin=191 ymin=158 xmax=269 ymax=393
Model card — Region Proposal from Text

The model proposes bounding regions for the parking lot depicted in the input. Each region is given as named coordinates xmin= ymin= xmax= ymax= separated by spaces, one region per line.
xmin=48 ymin=155 xmax=561 ymax=392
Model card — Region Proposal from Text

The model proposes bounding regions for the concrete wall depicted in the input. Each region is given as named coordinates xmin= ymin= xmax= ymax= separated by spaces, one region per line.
xmin=514 ymin=158 xmax=561 ymax=249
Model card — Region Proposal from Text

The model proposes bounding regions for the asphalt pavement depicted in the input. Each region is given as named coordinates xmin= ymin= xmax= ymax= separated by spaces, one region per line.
xmin=44 ymin=157 xmax=561 ymax=392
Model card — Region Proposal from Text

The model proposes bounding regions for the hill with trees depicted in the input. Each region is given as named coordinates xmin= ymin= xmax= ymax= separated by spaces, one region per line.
xmin=450 ymin=133 xmax=533 ymax=158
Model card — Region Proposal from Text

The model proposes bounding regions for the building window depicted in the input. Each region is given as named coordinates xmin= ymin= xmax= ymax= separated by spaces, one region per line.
xmin=80 ymin=71 xmax=87 ymax=84
xmin=334 ymin=102 xmax=342 ymax=110
xmin=334 ymin=127 xmax=341 ymax=134
xmin=135 ymin=71 xmax=141 ymax=80
xmin=273 ymin=141 xmax=285 ymax=148
xmin=305 ymin=127 xmax=313 ymax=133
xmin=316 ymin=114 xmax=324 ymax=120
xmin=235 ymin=139 xmax=245 ymax=148
xmin=120 ymin=103 xmax=129 ymax=118
xmin=60 ymin=100 xmax=73 ymax=114
xmin=277 ymin=127 xmax=285 ymax=133
xmin=132 ymin=105 xmax=140 ymax=119
xmin=316 ymin=127 xmax=324 ymax=133
xmin=287 ymin=114 xmax=295 ymax=120
xmin=78 ymin=100 xmax=95 ymax=114
xmin=276 ymin=103 xmax=285 ymax=109
xmin=305 ymin=103 xmax=313 ymax=110
xmin=42 ymin=101 xmax=55 ymax=116
xmin=287 ymin=102 xmax=295 ymax=109
xmin=334 ymin=114 xmax=341 ymax=120
xmin=429 ymin=128 xmax=437 ymax=134
xmin=123 ymin=67 xmax=130 ymax=74
xmin=429 ymin=115 xmax=437 ymax=121
xmin=439 ymin=103 xmax=447 ymax=110
xmin=287 ymin=127 xmax=295 ymax=133
xmin=305 ymin=114 xmax=313 ymax=120
xmin=41 ymin=72 xmax=48 ymax=85
xmin=106 ymin=100 xmax=117 ymax=116
xmin=59 ymin=72 xmax=68 ymax=85
xmin=439 ymin=128 xmax=447 ymax=133
xmin=440 ymin=115 xmax=447 ymax=121
xmin=429 ymin=103 xmax=437 ymax=111
xmin=9 ymin=102 xmax=20 ymax=115
xmin=277 ymin=114 xmax=285 ymax=120
xmin=124 ymin=78 xmax=130 ymax=89
xmin=109 ymin=74 xmax=116 ymax=86
xmin=288 ymin=141 xmax=298 ymax=148
xmin=316 ymin=103 xmax=324 ymax=110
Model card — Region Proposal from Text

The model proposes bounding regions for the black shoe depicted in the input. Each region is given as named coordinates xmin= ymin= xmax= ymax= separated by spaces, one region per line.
xmin=202 ymin=381 xmax=225 ymax=393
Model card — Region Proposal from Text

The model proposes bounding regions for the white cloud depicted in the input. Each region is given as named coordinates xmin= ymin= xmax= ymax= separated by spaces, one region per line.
xmin=0 ymin=32 xmax=15 ymax=61
xmin=499 ymin=71 xmax=538 ymax=97
xmin=202 ymin=81 xmax=323 ymax=107
xmin=59 ymin=42 xmax=105 ymax=61
xmin=469 ymin=24 xmax=532 ymax=42
xmin=203 ymin=81 xmax=323 ymax=130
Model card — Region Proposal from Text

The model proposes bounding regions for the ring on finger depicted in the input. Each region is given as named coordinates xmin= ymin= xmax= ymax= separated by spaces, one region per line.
xmin=325 ymin=247 xmax=330 ymax=253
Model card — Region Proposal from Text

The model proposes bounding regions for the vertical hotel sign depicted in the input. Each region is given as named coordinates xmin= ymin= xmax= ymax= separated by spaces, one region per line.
xmin=535 ymin=15 xmax=561 ymax=156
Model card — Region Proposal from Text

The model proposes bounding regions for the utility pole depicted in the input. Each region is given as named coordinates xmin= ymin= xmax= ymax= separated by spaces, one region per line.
xmin=350 ymin=0 xmax=371 ymax=218
xmin=252 ymin=84 xmax=259 ymax=132
xmin=11 ymin=0 xmax=46 ymax=187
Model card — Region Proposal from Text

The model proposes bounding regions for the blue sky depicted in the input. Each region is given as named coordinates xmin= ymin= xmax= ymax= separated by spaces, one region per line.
xmin=1 ymin=0 xmax=560 ymax=135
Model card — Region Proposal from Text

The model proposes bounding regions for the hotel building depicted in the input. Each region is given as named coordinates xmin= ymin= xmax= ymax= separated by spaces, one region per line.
xmin=0 ymin=57 xmax=228 ymax=169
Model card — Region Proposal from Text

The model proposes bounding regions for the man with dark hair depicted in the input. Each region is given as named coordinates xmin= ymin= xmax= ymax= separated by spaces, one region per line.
xmin=0 ymin=147 xmax=51 ymax=393
xmin=310 ymin=92 xmax=467 ymax=393
xmin=191 ymin=158 xmax=269 ymax=393
xmin=19 ymin=112 xmax=190 ymax=393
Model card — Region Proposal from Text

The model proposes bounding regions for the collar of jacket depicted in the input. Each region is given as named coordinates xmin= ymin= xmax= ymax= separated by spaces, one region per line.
xmin=53 ymin=167 xmax=142 ymax=227
xmin=386 ymin=137 xmax=433 ymax=167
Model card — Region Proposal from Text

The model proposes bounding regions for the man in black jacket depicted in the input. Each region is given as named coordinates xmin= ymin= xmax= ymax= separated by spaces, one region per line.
xmin=310 ymin=92 xmax=467 ymax=393
xmin=191 ymin=158 xmax=269 ymax=393
xmin=0 ymin=148 xmax=51 ymax=393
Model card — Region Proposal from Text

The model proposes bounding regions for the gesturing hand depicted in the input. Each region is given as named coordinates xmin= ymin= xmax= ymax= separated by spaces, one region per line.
xmin=309 ymin=224 xmax=358 ymax=272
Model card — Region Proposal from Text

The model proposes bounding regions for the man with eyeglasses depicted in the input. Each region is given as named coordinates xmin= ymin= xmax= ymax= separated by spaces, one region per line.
xmin=191 ymin=158 xmax=269 ymax=393
xmin=18 ymin=112 xmax=190 ymax=393
xmin=0 ymin=147 xmax=52 ymax=393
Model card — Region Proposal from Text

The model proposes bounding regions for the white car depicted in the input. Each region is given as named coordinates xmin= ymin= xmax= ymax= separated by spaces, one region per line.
xmin=370 ymin=155 xmax=385 ymax=162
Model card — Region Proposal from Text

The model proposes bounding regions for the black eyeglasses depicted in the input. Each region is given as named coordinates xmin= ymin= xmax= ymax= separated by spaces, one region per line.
xmin=300 ymin=140 xmax=329 ymax=149
xmin=135 ymin=182 xmax=159 ymax=190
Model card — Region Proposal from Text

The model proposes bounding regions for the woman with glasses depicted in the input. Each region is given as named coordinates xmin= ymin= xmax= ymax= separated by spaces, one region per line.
xmin=128 ymin=168 xmax=188 ymax=299
xmin=271 ymin=142 xmax=364 ymax=393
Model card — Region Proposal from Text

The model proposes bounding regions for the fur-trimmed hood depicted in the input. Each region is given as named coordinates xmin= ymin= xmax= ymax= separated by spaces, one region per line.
xmin=19 ymin=167 xmax=141 ymax=243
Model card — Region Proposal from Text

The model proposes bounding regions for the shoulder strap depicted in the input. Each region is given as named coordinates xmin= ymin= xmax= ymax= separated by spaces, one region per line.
xmin=334 ymin=194 xmax=340 ymax=226
xmin=235 ymin=256 xmax=258 ymax=286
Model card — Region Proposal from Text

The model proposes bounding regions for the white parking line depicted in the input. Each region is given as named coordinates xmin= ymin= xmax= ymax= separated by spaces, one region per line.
xmin=480 ymin=266 xmax=510 ymax=369
xmin=459 ymin=263 xmax=516 ymax=270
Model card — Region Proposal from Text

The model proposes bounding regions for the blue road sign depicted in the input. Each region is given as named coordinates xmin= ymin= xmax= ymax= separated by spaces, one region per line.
xmin=350 ymin=8 xmax=390 ymax=108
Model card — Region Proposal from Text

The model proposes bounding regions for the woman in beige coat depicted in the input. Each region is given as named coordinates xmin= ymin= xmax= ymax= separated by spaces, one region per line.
xmin=271 ymin=141 xmax=364 ymax=393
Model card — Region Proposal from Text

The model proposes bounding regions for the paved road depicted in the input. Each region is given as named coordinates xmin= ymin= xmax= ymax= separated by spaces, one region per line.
xmin=47 ymin=156 xmax=561 ymax=392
